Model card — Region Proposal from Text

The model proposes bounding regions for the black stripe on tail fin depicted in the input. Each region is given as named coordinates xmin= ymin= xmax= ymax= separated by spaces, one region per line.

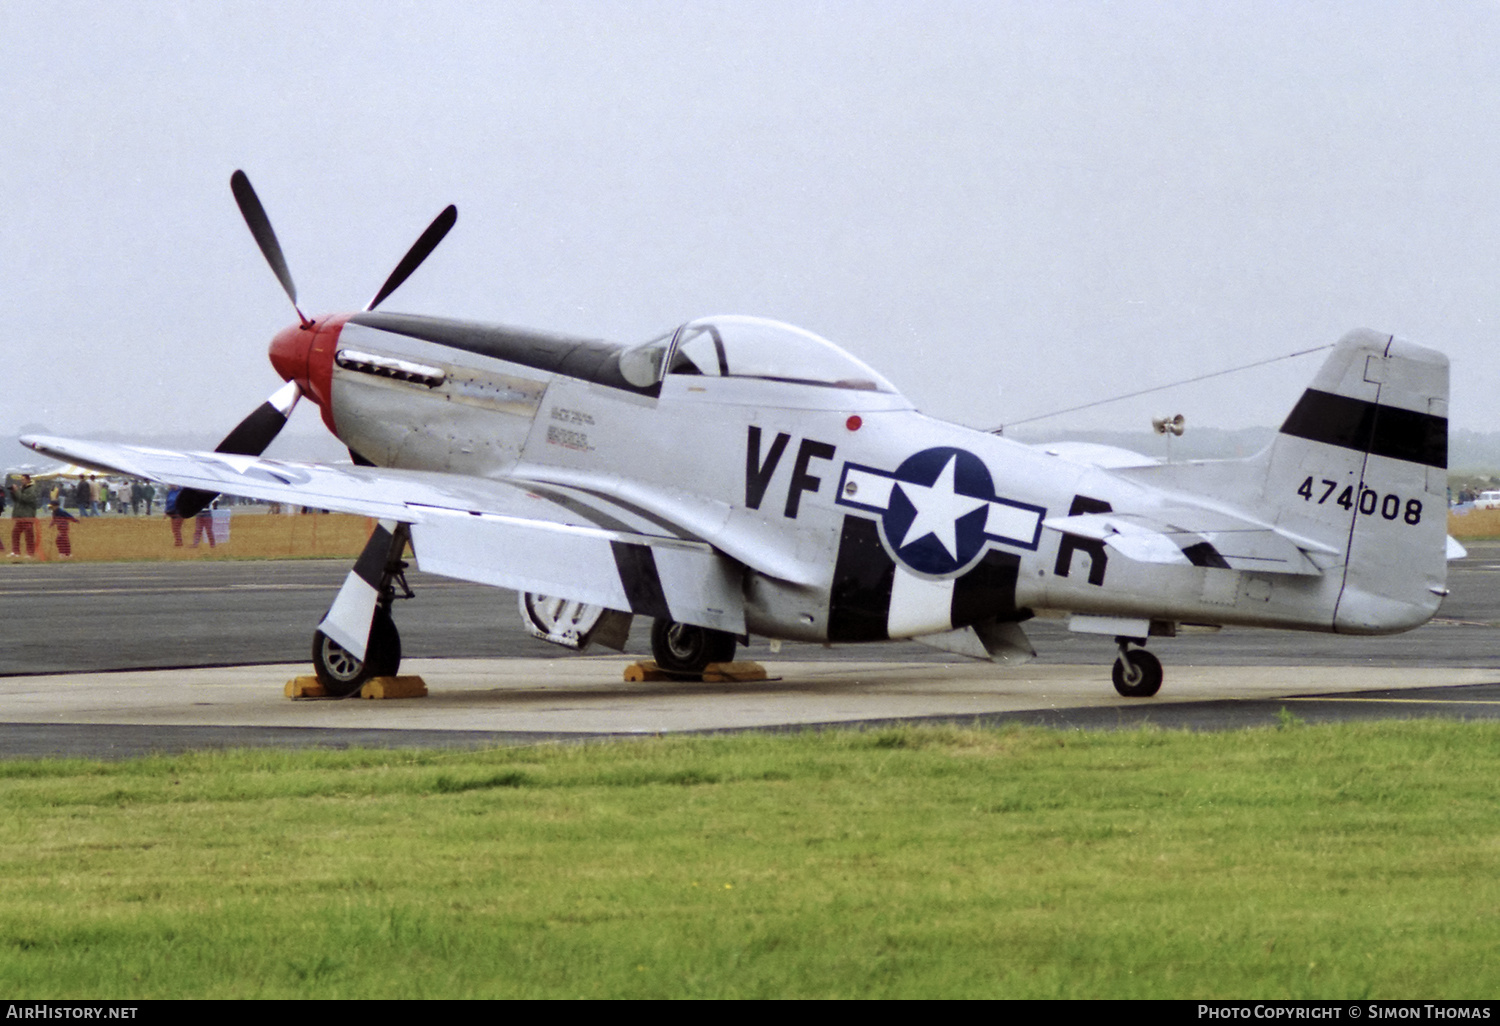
xmin=1279 ymin=389 xmax=1446 ymax=468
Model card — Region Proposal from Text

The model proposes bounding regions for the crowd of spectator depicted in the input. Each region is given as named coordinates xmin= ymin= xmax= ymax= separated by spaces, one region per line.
xmin=1 ymin=474 xmax=159 ymax=517
xmin=0 ymin=473 xmax=287 ymax=558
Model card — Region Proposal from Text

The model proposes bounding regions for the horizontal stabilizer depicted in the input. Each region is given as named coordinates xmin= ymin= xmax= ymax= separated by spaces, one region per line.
xmin=1030 ymin=441 xmax=1158 ymax=469
xmin=1043 ymin=509 xmax=1330 ymax=576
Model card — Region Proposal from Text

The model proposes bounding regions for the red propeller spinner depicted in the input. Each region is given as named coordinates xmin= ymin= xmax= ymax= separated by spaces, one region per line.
xmin=173 ymin=171 xmax=455 ymax=517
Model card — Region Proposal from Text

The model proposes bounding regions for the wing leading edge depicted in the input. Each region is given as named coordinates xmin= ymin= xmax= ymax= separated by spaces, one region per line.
xmin=22 ymin=435 xmax=745 ymax=634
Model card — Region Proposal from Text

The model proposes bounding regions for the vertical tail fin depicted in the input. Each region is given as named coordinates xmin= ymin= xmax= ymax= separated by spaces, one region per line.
xmin=1263 ymin=329 xmax=1448 ymax=632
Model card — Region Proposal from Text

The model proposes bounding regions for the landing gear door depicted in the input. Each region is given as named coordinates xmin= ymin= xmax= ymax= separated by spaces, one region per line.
xmin=519 ymin=593 xmax=632 ymax=651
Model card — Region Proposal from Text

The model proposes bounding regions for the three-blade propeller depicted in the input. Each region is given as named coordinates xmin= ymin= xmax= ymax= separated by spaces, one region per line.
xmin=174 ymin=172 xmax=457 ymax=519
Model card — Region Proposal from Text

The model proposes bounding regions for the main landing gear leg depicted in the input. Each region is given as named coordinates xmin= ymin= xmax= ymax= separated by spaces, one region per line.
xmin=1111 ymin=636 xmax=1162 ymax=698
xmin=311 ymin=521 xmax=413 ymax=696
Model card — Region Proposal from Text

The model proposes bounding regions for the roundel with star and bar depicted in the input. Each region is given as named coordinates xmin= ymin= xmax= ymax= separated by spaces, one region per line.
xmin=835 ymin=446 xmax=1047 ymax=578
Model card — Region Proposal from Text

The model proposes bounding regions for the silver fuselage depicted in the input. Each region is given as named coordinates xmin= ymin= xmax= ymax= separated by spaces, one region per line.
xmin=321 ymin=314 xmax=1449 ymax=644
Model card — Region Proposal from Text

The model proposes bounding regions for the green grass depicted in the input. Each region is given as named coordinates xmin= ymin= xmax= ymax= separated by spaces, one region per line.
xmin=0 ymin=721 xmax=1496 ymax=998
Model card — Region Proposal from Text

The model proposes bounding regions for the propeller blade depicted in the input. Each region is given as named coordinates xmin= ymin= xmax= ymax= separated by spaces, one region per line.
xmin=231 ymin=170 xmax=301 ymax=313
xmin=366 ymin=204 xmax=457 ymax=311
xmin=175 ymin=381 xmax=301 ymax=518
xmin=213 ymin=379 xmax=303 ymax=456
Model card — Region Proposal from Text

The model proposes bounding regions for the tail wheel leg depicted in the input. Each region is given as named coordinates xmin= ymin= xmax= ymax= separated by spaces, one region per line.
xmin=1112 ymin=638 xmax=1163 ymax=698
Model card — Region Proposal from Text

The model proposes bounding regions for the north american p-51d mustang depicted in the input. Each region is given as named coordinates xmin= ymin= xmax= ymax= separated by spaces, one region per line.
xmin=26 ymin=173 xmax=1456 ymax=696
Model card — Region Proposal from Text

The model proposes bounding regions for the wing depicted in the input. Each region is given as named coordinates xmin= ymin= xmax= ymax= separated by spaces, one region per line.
xmin=23 ymin=435 xmax=745 ymax=633
xmin=1029 ymin=441 xmax=1158 ymax=469
xmin=1042 ymin=507 xmax=1338 ymax=576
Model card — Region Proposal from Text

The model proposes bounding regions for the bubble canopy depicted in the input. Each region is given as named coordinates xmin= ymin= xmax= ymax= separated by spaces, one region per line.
xmin=618 ymin=316 xmax=899 ymax=394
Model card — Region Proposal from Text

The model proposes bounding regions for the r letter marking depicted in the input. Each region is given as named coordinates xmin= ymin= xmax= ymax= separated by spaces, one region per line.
xmin=1054 ymin=495 xmax=1111 ymax=586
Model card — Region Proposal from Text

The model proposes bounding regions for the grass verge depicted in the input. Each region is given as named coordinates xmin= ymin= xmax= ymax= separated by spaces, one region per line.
xmin=0 ymin=720 xmax=1496 ymax=998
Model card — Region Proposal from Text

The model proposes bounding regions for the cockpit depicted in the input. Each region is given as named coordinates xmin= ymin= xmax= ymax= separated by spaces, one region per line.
xmin=618 ymin=315 xmax=899 ymax=394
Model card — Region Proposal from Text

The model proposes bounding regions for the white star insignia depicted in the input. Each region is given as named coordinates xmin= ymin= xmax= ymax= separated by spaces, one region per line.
xmin=894 ymin=455 xmax=988 ymax=558
xmin=210 ymin=454 xmax=268 ymax=475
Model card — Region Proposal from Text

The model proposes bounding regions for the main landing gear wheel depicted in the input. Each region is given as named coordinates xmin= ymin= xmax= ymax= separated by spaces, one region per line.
xmin=1112 ymin=647 xmax=1162 ymax=698
xmin=650 ymin=619 xmax=737 ymax=675
xmin=312 ymin=610 xmax=402 ymax=696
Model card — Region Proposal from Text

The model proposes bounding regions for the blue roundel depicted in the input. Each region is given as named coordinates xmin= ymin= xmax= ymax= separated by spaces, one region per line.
xmin=880 ymin=447 xmax=995 ymax=577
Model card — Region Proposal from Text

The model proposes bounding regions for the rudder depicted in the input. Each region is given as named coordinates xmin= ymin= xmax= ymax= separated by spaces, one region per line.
xmin=1265 ymin=329 xmax=1448 ymax=633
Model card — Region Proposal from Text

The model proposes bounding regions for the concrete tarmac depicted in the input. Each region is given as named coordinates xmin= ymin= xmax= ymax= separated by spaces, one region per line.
xmin=10 ymin=539 xmax=1500 ymax=674
xmin=4 ymin=543 xmax=1500 ymax=756
xmin=1 ymin=656 xmax=1497 ymax=759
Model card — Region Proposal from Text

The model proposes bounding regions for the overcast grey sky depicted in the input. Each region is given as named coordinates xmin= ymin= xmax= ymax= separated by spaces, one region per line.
xmin=5 ymin=1 xmax=1500 ymax=447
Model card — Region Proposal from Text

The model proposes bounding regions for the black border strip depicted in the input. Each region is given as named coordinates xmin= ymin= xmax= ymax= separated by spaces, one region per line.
xmin=351 ymin=312 xmax=656 ymax=396
xmin=828 ymin=516 xmax=894 ymax=642
xmin=1279 ymin=389 xmax=1446 ymax=468
xmin=950 ymin=550 xmax=1023 ymax=629
xmin=351 ymin=524 xmax=394 ymax=588
xmin=611 ymin=542 xmax=671 ymax=619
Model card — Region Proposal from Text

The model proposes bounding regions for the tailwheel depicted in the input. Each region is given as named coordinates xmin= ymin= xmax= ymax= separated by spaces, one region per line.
xmin=650 ymin=619 xmax=737 ymax=675
xmin=1112 ymin=643 xmax=1162 ymax=698
xmin=312 ymin=609 xmax=402 ymax=696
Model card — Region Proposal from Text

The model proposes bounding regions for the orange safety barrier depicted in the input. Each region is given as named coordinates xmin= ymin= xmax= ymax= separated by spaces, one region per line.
xmin=1447 ymin=507 xmax=1500 ymax=540
xmin=5 ymin=508 xmax=1493 ymax=561
xmin=1 ymin=512 xmax=375 ymax=563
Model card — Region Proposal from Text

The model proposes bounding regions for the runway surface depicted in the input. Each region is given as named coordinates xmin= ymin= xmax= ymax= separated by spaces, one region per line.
xmin=3 ymin=542 xmax=1500 ymax=756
